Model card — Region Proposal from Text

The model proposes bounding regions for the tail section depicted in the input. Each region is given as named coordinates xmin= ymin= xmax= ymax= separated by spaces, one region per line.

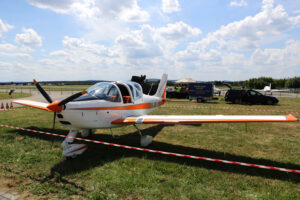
xmin=155 ymin=74 xmax=168 ymax=98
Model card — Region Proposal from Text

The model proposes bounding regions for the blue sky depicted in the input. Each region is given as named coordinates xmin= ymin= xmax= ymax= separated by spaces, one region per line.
xmin=0 ymin=0 xmax=300 ymax=82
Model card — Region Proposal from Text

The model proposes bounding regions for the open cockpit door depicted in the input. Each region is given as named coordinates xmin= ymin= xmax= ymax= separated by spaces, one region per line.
xmin=126 ymin=82 xmax=143 ymax=102
xmin=116 ymin=82 xmax=143 ymax=104
xmin=116 ymin=83 xmax=133 ymax=104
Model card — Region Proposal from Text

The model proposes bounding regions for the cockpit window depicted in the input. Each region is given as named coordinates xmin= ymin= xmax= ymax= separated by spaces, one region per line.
xmin=74 ymin=82 xmax=121 ymax=102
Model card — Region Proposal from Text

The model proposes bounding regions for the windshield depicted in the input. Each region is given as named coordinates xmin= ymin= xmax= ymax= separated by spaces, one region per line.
xmin=74 ymin=82 xmax=121 ymax=102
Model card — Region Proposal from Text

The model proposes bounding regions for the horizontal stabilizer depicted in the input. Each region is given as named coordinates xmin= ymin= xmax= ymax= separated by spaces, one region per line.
xmin=112 ymin=114 xmax=298 ymax=124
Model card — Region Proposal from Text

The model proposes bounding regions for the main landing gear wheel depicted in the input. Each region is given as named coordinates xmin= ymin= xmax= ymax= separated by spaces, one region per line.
xmin=133 ymin=124 xmax=153 ymax=147
xmin=140 ymin=135 xmax=153 ymax=147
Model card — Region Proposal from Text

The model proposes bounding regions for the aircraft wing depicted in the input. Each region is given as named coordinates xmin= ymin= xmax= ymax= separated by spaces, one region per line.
xmin=271 ymin=89 xmax=289 ymax=92
xmin=13 ymin=99 xmax=51 ymax=111
xmin=112 ymin=114 xmax=298 ymax=124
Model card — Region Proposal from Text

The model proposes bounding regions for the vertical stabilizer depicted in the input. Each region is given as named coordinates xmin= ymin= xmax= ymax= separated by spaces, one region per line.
xmin=155 ymin=74 xmax=168 ymax=97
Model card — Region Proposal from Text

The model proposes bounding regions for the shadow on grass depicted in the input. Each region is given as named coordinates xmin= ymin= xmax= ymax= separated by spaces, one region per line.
xmin=9 ymin=125 xmax=300 ymax=183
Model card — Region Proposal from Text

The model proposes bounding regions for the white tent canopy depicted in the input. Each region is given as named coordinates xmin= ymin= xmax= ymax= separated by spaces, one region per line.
xmin=175 ymin=77 xmax=196 ymax=83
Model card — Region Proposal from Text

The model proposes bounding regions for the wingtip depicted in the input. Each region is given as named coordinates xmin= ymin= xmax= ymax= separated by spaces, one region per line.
xmin=286 ymin=114 xmax=299 ymax=122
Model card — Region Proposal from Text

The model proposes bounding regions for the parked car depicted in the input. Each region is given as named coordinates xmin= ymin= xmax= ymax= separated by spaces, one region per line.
xmin=225 ymin=89 xmax=279 ymax=105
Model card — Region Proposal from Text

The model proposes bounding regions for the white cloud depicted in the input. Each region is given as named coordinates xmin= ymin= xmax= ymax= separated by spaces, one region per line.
xmin=181 ymin=0 xmax=300 ymax=56
xmin=246 ymin=40 xmax=300 ymax=77
xmin=158 ymin=21 xmax=202 ymax=41
xmin=172 ymin=0 xmax=300 ymax=80
xmin=0 ymin=61 xmax=13 ymax=70
xmin=28 ymin=0 xmax=149 ymax=22
xmin=27 ymin=0 xmax=149 ymax=42
xmin=15 ymin=28 xmax=42 ymax=47
xmin=230 ymin=0 xmax=248 ymax=7
xmin=162 ymin=0 xmax=180 ymax=13
xmin=5 ymin=0 xmax=298 ymax=81
xmin=50 ymin=50 xmax=69 ymax=57
xmin=115 ymin=21 xmax=202 ymax=60
xmin=0 ymin=51 xmax=32 ymax=60
xmin=0 ymin=43 xmax=17 ymax=51
xmin=251 ymin=40 xmax=300 ymax=66
xmin=47 ymin=36 xmax=111 ymax=68
xmin=37 ymin=21 xmax=202 ymax=80
xmin=27 ymin=0 xmax=76 ymax=13
xmin=20 ymin=46 xmax=35 ymax=53
xmin=0 ymin=18 xmax=13 ymax=37
xmin=0 ymin=42 xmax=34 ymax=61
xmin=293 ymin=9 xmax=300 ymax=14
xmin=115 ymin=25 xmax=163 ymax=59
xmin=62 ymin=36 xmax=108 ymax=56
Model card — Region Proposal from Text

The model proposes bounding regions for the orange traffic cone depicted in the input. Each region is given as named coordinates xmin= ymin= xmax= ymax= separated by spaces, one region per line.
xmin=1 ymin=102 xmax=4 ymax=109
xmin=6 ymin=102 xmax=9 ymax=110
xmin=10 ymin=102 xmax=13 ymax=109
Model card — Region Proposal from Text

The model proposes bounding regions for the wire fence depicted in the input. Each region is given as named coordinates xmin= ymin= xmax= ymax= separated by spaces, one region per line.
xmin=1 ymin=86 xmax=300 ymax=98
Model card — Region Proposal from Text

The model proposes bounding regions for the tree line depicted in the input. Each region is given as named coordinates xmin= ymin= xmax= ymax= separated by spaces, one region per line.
xmin=243 ymin=77 xmax=300 ymax=89
xmin=214 ymin=76 xmax=300 ymax=89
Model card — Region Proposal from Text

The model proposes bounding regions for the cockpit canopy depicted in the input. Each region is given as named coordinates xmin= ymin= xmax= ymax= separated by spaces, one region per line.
xmin=74 ymin=81 xmax=143 ymax=103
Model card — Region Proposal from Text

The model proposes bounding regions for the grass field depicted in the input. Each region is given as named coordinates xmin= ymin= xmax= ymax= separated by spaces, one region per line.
xmin=0 ymin=98 xmax=299 ymax=199
xmin=0 ymin=92 xmax=31 ymax=100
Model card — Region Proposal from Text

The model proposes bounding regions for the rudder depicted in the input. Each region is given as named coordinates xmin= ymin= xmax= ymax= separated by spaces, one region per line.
xmin=155 ymin=73 xmax=168 ymax=98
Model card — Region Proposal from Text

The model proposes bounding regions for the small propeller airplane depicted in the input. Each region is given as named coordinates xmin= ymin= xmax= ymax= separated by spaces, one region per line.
xmin=259 ymin=83 xmax=289 ymax=95
xmin=13 ymin=74 xmax=298 ymax=158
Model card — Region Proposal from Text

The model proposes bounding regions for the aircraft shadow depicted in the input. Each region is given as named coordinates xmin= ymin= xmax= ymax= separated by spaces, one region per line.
xmin=9 ymin=125 xmax=300 ymax=183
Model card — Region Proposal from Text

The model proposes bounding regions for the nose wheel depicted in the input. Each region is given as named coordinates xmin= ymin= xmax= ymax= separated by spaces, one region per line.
xmin=62 ymin=128 xmax=88 ymax=158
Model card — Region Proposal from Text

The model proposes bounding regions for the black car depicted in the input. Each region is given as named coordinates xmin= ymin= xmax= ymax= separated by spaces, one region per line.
xmin=225 ymin=89 xmax=279 ymax=105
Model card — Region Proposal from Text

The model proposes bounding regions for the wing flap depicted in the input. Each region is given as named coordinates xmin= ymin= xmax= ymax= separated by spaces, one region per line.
xmin=13 ymin=100 xmax=51 ymax=111
xmin=112 ymin=114 xmax=298 ymax=124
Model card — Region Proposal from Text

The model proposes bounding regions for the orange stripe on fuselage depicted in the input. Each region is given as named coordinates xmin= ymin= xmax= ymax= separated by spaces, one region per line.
xmin=70 ymin=103 xmax=152 ymax=110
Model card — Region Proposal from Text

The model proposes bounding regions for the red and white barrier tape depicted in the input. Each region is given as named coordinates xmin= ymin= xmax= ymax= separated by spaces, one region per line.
xmin=1 ymin=124 xmax=299 ymax=174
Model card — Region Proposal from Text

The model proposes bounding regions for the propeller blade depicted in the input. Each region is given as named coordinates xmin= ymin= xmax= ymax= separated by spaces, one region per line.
xmin=53 ymin=112 xmax=56 ymax=129
xmin=34 ymin=79 xmax=53 ymax=103
xmin=58 ymin=91 xmax=87 ymax=106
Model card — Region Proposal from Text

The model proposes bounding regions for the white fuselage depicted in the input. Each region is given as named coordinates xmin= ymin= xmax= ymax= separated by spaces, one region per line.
xmin=58 ymin=94 xmax=163 ymax=129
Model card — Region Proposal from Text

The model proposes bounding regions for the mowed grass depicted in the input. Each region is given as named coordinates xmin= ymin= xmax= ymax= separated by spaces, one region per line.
xmin=0 ymin=92 xmax=31 ymax=100
xmin=0 ymin=98 xmax=299 ymax=199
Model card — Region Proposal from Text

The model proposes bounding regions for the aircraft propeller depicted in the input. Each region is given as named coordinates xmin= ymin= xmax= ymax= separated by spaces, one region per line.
xmin=33 ymin=79 xmax=87 ymax=129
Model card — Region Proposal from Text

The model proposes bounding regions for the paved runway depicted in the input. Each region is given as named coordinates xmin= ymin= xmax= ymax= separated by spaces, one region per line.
xmin=0 ymin=89 xmax=80 ymax=107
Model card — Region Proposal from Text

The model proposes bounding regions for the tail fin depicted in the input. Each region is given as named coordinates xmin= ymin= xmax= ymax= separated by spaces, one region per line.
xmin=155 ymin=74 xmax=168 ymax=98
